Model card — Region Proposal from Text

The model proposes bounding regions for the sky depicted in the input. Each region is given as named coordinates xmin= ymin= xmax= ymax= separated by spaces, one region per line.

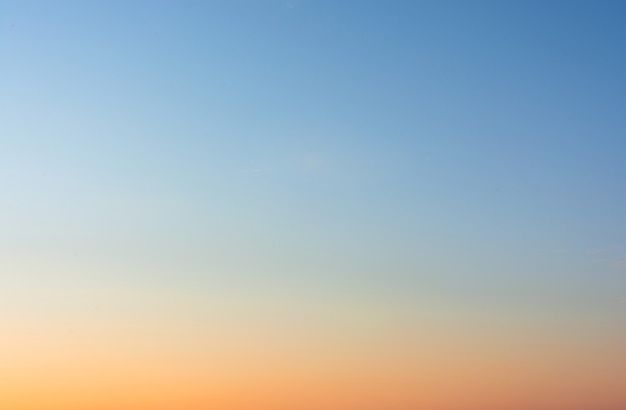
xmin=1 ymin=1 xmax=626 ymax=409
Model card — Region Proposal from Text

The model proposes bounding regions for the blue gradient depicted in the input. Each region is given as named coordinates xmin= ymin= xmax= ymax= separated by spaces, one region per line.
xmin=2 ymin=0 xmax=626 ymax=338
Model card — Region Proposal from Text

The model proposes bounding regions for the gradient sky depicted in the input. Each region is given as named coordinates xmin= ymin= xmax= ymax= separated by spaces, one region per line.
xmin=1 ymin=1 xmax=626 ymax=409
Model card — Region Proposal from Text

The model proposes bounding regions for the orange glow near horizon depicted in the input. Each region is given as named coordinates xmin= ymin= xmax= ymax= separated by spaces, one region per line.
xmin=1 ymin=278 xmax=624 ymax=410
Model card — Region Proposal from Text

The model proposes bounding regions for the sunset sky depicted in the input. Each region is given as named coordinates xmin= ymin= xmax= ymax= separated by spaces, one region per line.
xmin=1 ymin=1 xmax=626 ymax=409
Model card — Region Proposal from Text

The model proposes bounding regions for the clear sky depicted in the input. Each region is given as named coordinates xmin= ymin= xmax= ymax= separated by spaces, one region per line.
xmin=1 ymin=1 xmax=626 ymax=409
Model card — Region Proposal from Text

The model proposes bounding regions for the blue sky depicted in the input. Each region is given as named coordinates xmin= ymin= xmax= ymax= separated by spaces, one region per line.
xmin=2 ymin=0 xmax=626 ymax=330
xmin=2 ymin=2 xmax=626 ymax=408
